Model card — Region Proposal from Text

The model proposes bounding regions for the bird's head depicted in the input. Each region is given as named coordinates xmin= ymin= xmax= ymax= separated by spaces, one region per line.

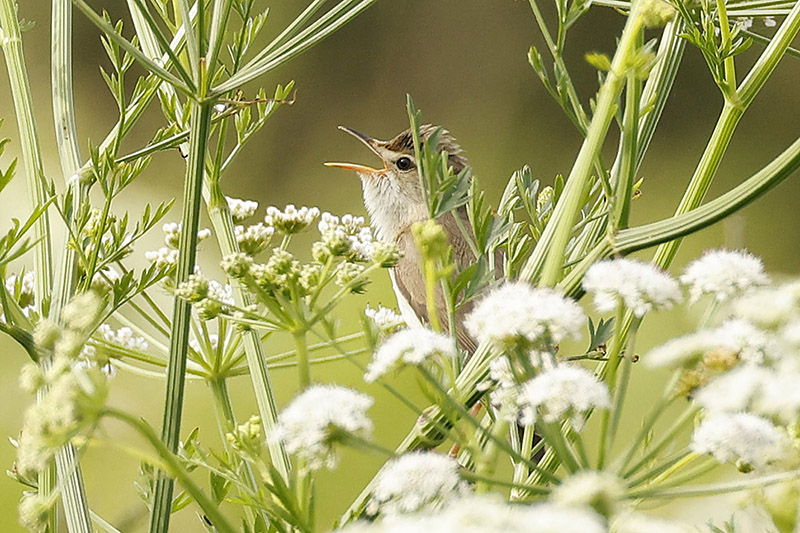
xmin=326 ymin=124 xmax=467 ymax=241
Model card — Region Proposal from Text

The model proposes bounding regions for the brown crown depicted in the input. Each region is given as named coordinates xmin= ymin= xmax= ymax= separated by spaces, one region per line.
xmin=384 ymin=124 xmax=469 ymax=173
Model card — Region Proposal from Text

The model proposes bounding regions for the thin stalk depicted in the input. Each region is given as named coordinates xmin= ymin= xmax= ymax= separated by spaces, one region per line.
xmin=294 ymin=331 xmax=311 ymax=388
xmin=208 ymin=377 xmax=268 ymax=528
xmin=105 ymin=408 xmax=237 ymax=533
xmin=0 ymin=0 xmax=53 ymax=309
xmin=204 ymin=185 xmax=292 ymax=479
xmin=149 ymin=102 xmax=212 ymax=533
xmin=652 ymin=0 xmax=800 ymax=270
xmin=597 ymin=304 xmax=627 ymax=469
xmin=624 ymin=404 xmax=697 ymax=478
xmin=627 ymin=468 xmax=800 ymax=500
xmin=474 ymin=419 xmax=508 ymax=493
xmin=612 ymin=67 xmax=640 ymax=229
xmin=715 ymin=0 xmax=737 ymax=97
xmin=527 ymin=6 xmax=644 ymax=286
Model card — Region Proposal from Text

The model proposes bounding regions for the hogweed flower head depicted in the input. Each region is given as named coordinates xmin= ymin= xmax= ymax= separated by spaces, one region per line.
xmin=733 ymin=286 xmax=798 ymax=329
xmin=145 ymin=247 xmax=179 ymax=269
xmin=690 ymin=412 xmax=791 ymax=472
xmin=276 ymin=385 xmax=373 ymax=471
xmin=18 ymin=491 xmax=55 ymax=533
xmin=368 ymin=451 xmax=469 ymax=516
xmin=226 ymin=196 xmax=259 ymax=223
xmin=411 ymin=220 xmax=450 ymax=261
xmin=221 ymin=252 xmax=253 ymax=279
xmin=365 ymin=327 xmax=456 ymax=382
xmin=583 ymin=258 xmax=681 ymax=317
xmin=235 ymin=223 xmax=274 ymax=256
xmin=161 ymin=222 xmax=211 ymax=249
xmin=226 ymin=415 xmax=263 ymax=460
xmin=364 ymin=305 xmax=404 ymax=329
xmin=518 ymin=364 xmax=610 ymax=429
xmin=681 ymin=249 xmax=769 ymax=304
xmin=551 ymin=470 xmax=624 ymax=518
xmin=97 ymin=324 xmax=149 ymax=352
xmin=336 ymin=262 xmax=369 ymax=293
xmin=265 ymin=204 xmax=320 ymax=234
xmin=465 ymin=282 xmax=585 ymax=351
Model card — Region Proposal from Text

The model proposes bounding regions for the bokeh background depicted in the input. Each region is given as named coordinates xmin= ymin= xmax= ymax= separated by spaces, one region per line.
xmin=2 ymin=1 xmax=800 ymax=530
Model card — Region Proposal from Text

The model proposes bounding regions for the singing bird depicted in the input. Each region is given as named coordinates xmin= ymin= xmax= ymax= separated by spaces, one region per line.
xmin=326 ymin=125 xmax=480 ymax=350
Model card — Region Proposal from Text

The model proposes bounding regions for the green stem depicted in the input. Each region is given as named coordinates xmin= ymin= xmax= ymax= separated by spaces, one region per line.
xmin=208 ymin=377 xmax=268 ymax=529
xmin=204 ymin=184 xmax=292 ymax=480
xmin=294 ymin=330 xmax=311 ymax=389
xmin=651 ymin=0 xmax=800 ymax=270
xmin=715 ymin=0 xmax=737 ymax=97
xmin=474 ymin=419 xmax=508 ymax=493
xmin=149 ymin=102 xmax=212 ymax=533
xmin=627 ymin=468 xmax=800 ymax=500
xmin=105 ymin=408 xmax=237 ymax=533
xmin=597 ymin=304 xmax=627 ymax=469
xmin=0 ymin=0 xmax=53 ymax=311
xmin=529 ymin=7 xmax=643 ymax=286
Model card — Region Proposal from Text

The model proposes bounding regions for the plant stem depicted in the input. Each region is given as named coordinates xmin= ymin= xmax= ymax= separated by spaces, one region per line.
xmin=597 ymin=304 xmax=627 ymax=469
xmin=528 ymin=6 xmax=643 ymax=286
xmin=294 ymin=330 xmax=311 ymax=389
xmin=105 ymin=408 xmax=237 ymax=533
xmin=149 ymin=101 xmax=212 ymax=533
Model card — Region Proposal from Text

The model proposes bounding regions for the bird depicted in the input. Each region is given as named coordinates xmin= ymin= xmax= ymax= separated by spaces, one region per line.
xmin=326 ymin=125 xmax=480 ymax=350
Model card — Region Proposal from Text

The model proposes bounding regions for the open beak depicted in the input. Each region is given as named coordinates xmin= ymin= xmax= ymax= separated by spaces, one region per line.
xmin=325 ymin=126 xmax=388 ymax=173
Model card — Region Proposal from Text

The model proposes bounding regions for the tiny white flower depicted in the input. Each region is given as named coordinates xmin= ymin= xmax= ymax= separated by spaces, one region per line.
xmin=162 ymin=222 xmax=211 ymax=248
xmin=98 ymin=324 xmax=149 ymax=352
xmin=583 ymin=258 xmax=681 ymax=317
xmin=691 ymin=412 xmax=789 ymax=471
xmin=365 ymin=328 xmax=455 ymax=382
xmin=189 ymin=333 xmax=219 ymax=354
xmin=680 ymin=249 xmax=769 ymax=304
xmin=551 ymin=470 xmax=624 ymax=518
xmin=234 ymin=223 xmax=274 ymax=255
xmin=369 ymin=452 xmax=469 ymax=516
xmin=714 ymin=318 xmax=778 ymax=364
xmin=734 ymin=17 xmax=754 ymax=31
xmin=644 ymin=329 xmax=722 ymax=368
xmin=764 ymin=16 xmax=777 ymax=27
xmin=465 ymin=282 xmax=585 ymax=350
xmin=276 ymin=385 xmax=373 ymax=471
xmin=518 ymin=364 xmax=610 ymax=429
xmin=213 ymin=103 xmax=228 ymax=114
xmin=693 ymin=366 xmax=772 ymax=414
xmin=5 ymin=271 xmax=36 ymax=312
xmin=145 ymin=246 xmax=179 ymax=268
xmin=265 ymin=204 xmax=320 ymax=234
xmin=364 ymin=305 xmax=404 ymax=329
xmin=733 ymin=286 xmax=797 ymax=329
xmin=226 ymin=196 xmax=259 ymax=222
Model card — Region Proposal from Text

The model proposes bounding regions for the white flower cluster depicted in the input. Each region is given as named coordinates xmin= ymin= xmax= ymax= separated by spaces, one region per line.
xmin=646 ymin=317 xmax=779 ymax=369
xmin=4 ymin=271 xmax=36 ymax=316
xmin=551 ymin=470 xmax=624 ymax=518
xmin=235 ymin=222 xmax=274 ymax=256
xmin=97 ymin=324 xmax=149 ymax=351
xmin=583 ymin=258 xmax=681 ymax=317
xmin=364 ymin=305 xmax=404 ymax=329
xmin=465 ymin=282 xmax=585 ymax=350
xmin=161 ymin=222 xmax=212 ymax=248
xmin=276 ymin=385 xmax=373 ymax=471
xmin=316 ymin=212 xmax=376 ymax=262
xmin=368 ymin=452 xmax=469 ymax=516
xmin=680 ymin=249 xmax=769 ymax=303
xmin=364 ymin=328 xmax=456 ymax=382
xmin=226 ymin=196 xmax=259 ymax=222
xmin=345 ymin=495 xmax=606 ymax=533
xmin=518 ymin=364 xmax=610 ymax=430
xmin=264 ymin=204 xmax=320 ymax=234
xmin=691 ymin=412 xmax=790 ymax=472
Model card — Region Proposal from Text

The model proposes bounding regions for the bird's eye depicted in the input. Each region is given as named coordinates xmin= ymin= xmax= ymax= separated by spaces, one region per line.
xmin=395 ymin=156 xmax=414 ymax=171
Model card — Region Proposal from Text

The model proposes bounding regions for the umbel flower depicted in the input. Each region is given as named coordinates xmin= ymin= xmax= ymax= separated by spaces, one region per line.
xmin=680 ymin=249 xmax=769 ymax=304
xmin=345 ymin=494 xmax=606 ymax=533
xmin=518 ymin=364 xmax=610 ymax=430
xmin=364 ymin=328 xmax=455 ymax=382
xmin=275 ymin=385 xmax=373 ymax=471
xmin=583 ymin=258 xmax=681 ymax=317
xmin=690 ymin=412 xmax=791 ymax=472
xmin=367 ymin=451 xmax=469 ymax=516
xmin=465 ymin=282 xmax=585 ymax=350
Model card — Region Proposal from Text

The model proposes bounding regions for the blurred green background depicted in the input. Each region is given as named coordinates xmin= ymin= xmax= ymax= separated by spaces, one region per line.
xmin=2 ymin=1 xmax=800 ymax=531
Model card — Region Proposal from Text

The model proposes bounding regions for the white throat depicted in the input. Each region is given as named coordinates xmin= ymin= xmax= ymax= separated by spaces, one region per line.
xmin=360 ymin=175 xmax=426 ymax=242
